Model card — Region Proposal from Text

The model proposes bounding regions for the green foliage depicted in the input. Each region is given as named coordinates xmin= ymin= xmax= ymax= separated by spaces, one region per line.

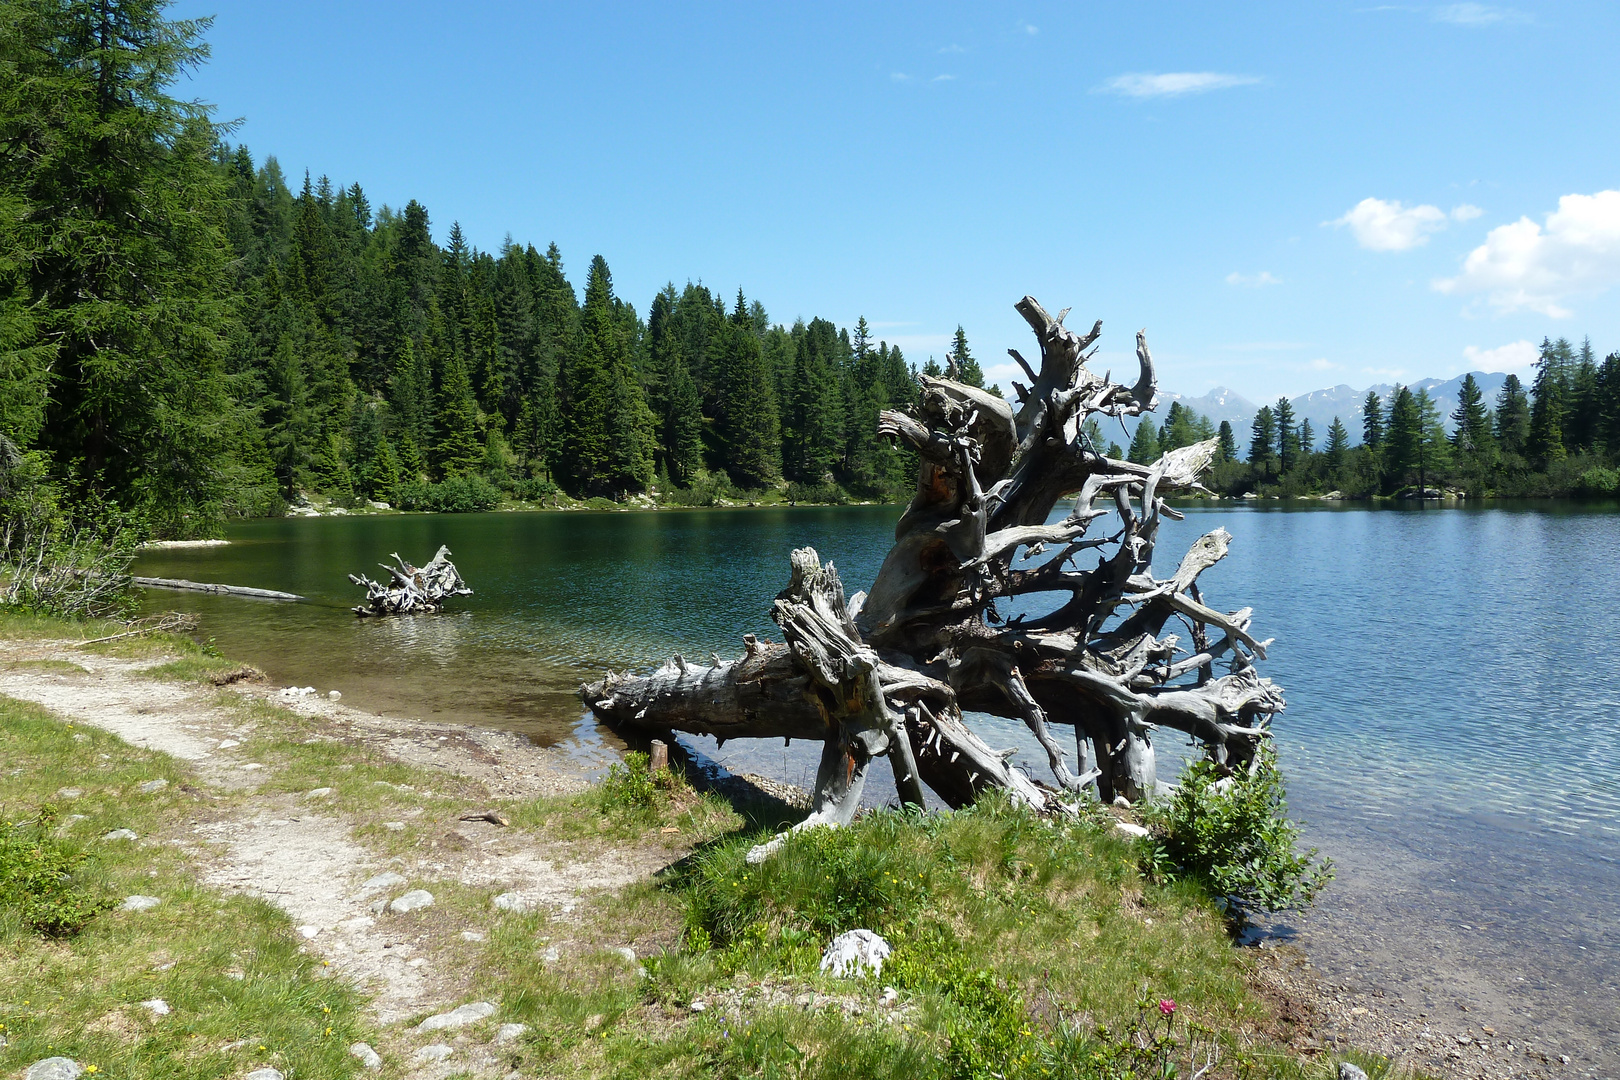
xmin=392 ymin=474 xmax=501 ymax=513
xmin=784 ymin=480 xmax=848 ymax=505
xmin=594 ymin=751 xmax=683 ymax=825
xmin=1141 ymin=748 xmax=1332 ymax=918
xmin=0 ymin=805 xmax=113 ymax=937
xmin=1574 ymin=466 xmax=1620 ymax=496
xmin=0 ymin=452 xmax=142 ymax=618
xmin=661 ymin=472 xmax=737 ymax=507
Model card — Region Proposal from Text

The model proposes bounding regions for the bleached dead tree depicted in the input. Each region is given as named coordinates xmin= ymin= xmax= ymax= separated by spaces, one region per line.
xmin=349 ymin=545 xmax=472 ymax=616
xmin=583 ymin=297 xmax=1283 ymax=821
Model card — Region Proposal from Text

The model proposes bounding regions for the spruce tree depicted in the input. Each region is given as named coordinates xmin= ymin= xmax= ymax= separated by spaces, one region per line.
xmin=718 ymin=292 xmax=781 ymax=488
xmin=1361 ymin=391 xmax=1385 ymax=450
xmin=1248 ymin=406 xmax=1277 ymax=472
xmin=948 ymin=326 xmax=985 ymax=388
xmin=1449 ymin=373 xmax=1492 ymax=459
xmin=561 ymin=255 xmax=653 ymax=493
xmin=1324 ymin=417 xmax=1350 ymax=474
xmin=1216 ymin=421 xmax=1237 ymax=462
xmin=7 ymin=0 xmax=239 ymax=532
xmin=1273 ymin=397 xmax=1298 ymax=473
xmin=1384 ymin=386 xmax=1420 ymax=488
xmin=1528 ymin=337 xmax=1568 ymax=463
xmin=1494 ymin=374 xmax=1530 ymax=458
xmin=1127 ymin=418 xmax=1160 ymax=464
xmin=434 ymin=350 xmax=482 ymax=477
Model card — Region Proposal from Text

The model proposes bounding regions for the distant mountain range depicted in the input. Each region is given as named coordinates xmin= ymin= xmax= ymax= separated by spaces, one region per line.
xmin=1112 ymin=371 xmax=1512 ymax=447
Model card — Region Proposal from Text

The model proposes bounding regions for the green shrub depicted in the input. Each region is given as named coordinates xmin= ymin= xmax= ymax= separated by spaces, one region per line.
xmin=0 ymin=449 xmax=142 ymax=619
xmin=1574 ymin=466 xmax=1620 ymax=497
xmin=0 ymin=805 xmax=113 ymax=937
xmin=662 ymin=473 xmax=735 ymax=507
xmin=510 ymin=476 xmax=559 ymax=502
xmin=594 ymin=750 xmax=686 ymax=826
xmin=392 ymin=473 xmax=503 ymax=513
xmin=1141 ymin=747 xmax=1331 ymax=918
xmin=784 ymin=481 xmax=848 ymax=505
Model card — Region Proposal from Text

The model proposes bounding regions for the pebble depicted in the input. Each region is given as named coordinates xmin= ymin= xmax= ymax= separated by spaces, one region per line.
xmin=880 ymin=986 xmax=899 ymax=1007
xmin=414 ymin=1044 xmax=453 ymax=1063
xmin=383 ymin=821 xmax=405 ymax=831
xmin=56 ymin=787 xmax=83 ymax=799
xmin=389 ymin=889 xmax=434 ymax=914
xmin=216 ymin=739 xmax=240 ymax=749
xmin=820 ymin=929 xmax=891 ymax=978
xmin=121 ymin=895 xmax=163 ymax=912
xmin=418 ymin=1001 xmax=496 ymax=1032
xmin=492 ymin=891 xmax=535 ymax=912
xmin=102 ymin=828 xmax=137 ymax=841
xmin=540 ymin=945 xmax=560 ymax=963
xmin=1338 ymin=1064 xmax=1369 ymax=1080
xmin=240 ymin=763 xmax=264 ymax=771
xmin=493 ymin=1022 xmax=528 ymax=1043
xmin=328 ymin=690 xmax=342 ymax=701
xmin=140 ymin=998 xmax=170 ymax=1016
xmin=349 ymin=1042 xmax=382 ymax=1069
xmin=460 ymin=930 xmax=486 ymax=942
xmin=355 ymin=871 xmax=407 ymax=897
xmin=689 ymin=1000 xmax=707 ymax=1013
xmin=25 ymin=1059 xmax=83 ymax=1080
xmin=297 ymin=924 xmax=321 ymax=940
xmin=1114 ymin=821 xmax=1150 ymax=838
xmin=305 ymin=787 xmax=332 ymax=798
xmin=137 ymin=778 xmax=168 ymax=794
xmin=245 ymin=1070 xmax=285 ymax=1080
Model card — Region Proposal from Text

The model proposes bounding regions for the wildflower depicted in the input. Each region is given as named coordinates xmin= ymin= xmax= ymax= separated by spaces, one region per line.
xmin=85 ymin=1069 xmax=98 ymax=1076
xmin=1158 ymin=999 xmax=1176 ymax=1016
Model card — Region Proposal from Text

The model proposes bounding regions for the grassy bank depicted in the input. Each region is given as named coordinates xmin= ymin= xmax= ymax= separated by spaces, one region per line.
xmin=0 ymin=614 xmax=1400 ymax=1080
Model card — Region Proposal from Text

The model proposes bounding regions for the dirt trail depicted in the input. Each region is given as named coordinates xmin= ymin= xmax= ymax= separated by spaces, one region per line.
xmin=0 ymin=639 xmax=661 ymax=1073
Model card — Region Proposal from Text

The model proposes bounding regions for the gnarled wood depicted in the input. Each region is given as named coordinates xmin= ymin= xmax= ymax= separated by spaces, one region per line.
xmin=582 ymin=295 xmax=1285 ymax=817
xmin=349 ymin=545 xmax=472 ymax=616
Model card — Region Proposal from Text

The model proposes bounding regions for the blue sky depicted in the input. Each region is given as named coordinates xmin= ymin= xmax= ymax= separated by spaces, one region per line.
xmin=175 ymin=1 xmax=1620 ymax=401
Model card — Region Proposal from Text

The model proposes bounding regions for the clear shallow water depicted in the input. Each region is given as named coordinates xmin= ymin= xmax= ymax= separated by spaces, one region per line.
xmin=134 ymin=503 xmax=1620 ymax=1067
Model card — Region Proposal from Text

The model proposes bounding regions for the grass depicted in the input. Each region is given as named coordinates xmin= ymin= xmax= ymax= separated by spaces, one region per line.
xmin=0 ymin=695 xmax=370 ymax=1080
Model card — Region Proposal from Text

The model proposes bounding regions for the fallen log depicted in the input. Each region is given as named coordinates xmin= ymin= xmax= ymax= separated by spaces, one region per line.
xmin=348 ymin=545 xmax=472 ymax=617
xmin=134 ymin=577 xmax=303 ymax=601
xmin=583 ymin=294 xmax=1285 ymax=818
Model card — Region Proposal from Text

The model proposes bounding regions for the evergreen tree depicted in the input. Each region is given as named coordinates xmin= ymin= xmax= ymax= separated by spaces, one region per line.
xmin=948 ymin=326 xmax=985 ymax=388
xmin=1494 ymin=374 xmax=1531 ymax=458
xmin=1384 ymin=386 xmax=1421 ymax=487
xmin=1324 ymin=417 xmax=1350 ymax=474
xmin=1126 ymin=417 xmax=1160 ymax=464
xmin=1414 ymin=387 xmax=1449 ymax=493
xmin=783 ymin=319 xmax=844 ymax=482
xmin=718 ymin=291 xmax=781 ymax=487
xmin=433 ymin=350 xmax=482 ymax=477
xmin=1361 ymin=391 xmax=1385 ymax=450
xmin=560 ymin=255 xmax=653 ymax=493
xmin=1273 ymin=397 xmax=1298 ymax=473
xmin=1248 ymin=406 xmax=1277 ymax=472
xmin=5 ymin=0 xmax=240 ymax=532
xmin=1216 ymin=421 xmax=1237 ymax=462
xmin=1449 ymin=373 xmax=1492 ymax=459
xmin=1298 ymin=418 xmax=1315 ymax=457
xmin=263 ymin=338 xmax=317 ymax=501
xmin=1528 ymin=337 xmax=1569 ymax=464
xmin=1568 ymin=337 xmax=1600 ymax=452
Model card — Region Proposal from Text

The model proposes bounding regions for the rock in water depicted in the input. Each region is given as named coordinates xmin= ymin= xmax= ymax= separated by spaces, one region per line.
xmin=819 ymin=929 xmax=891 ymax=978
xmin=26 ymin=1059 xmax=83 ymax=1080
xmin=349 ymin=1042 xmax=382 ymax=1069
xmin=388 ymin=889 xmax=434 ymax=913
xmin=416 ymin=1001 xmax=496 ymax=1032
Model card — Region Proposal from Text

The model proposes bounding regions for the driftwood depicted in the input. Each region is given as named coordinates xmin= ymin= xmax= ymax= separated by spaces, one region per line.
xmin=348 ymin=546 xmax=472 ymax=617
xmin=134 ymin=577 xmax=303 ymax=601
xmin=583 ymin=297 xmax=1283 ymax=821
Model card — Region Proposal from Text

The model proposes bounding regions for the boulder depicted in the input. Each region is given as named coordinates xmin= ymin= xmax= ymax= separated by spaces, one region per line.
xmin=416 ymin=1001 xmax=496 ymax=1032
xmin=819 ymin=929 xmax=891 ymax=978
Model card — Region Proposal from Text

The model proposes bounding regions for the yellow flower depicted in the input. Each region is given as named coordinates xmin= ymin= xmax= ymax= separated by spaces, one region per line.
xmin=85 ymin=1069 xmax=98 ymax=1076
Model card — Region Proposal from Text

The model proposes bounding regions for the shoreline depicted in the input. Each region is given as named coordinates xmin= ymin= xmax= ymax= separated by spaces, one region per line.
xmin=0 ymin=620 xmax=1587 ymax=1078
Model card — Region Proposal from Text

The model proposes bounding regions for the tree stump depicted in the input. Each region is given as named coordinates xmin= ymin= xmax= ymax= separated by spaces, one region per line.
xmin=348 ymin=546 xmax=473 ymax=617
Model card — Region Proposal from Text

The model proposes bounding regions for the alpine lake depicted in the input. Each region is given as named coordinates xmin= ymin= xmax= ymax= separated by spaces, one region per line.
xmin=133 ymin=501 xmax=1620 ymax=1070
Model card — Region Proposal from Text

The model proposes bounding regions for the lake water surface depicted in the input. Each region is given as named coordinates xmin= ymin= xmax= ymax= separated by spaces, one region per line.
xmin=133 ymin=503 xmax=1620 ymax=1070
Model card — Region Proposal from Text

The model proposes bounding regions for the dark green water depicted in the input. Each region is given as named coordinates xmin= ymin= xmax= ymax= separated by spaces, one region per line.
xmin=134 ymin=503 xmax=1620 ymax=1069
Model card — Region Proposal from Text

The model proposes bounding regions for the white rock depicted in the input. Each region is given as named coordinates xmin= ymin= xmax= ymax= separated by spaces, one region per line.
xmin=460 ymin=930 xmax=486 ymax=942
xmin=819 ymin=929 xmax=891 ymax=978
xmin=614 ymin=946 xmax=637 ymax=965
xmin=121 ymin=894 xmax=163 ymax=912
xmin=493 ymin=1022 xmax=528 ymax=1044
xmin=413 ymin=1044 xmax=453 ymax=1063
xmin=140 ymin=998 xmax=170 ymax=1016
xmin=349 ymin=1042 xmax=382 ymax=1069
xmin=245 ymin=1070 xmax=285 ymax=1080
xmin=492 ymin=891 xmax=535 ymax=912
xmin=689 ymin=1000 xmax=706 ymax=1012
xmin=138 ymin=778 xmax=169 ymax=794
xmin=355 ymin=871 xmax=408 ymax=897
xmin=305 ymin=787 xmax=332 ymax=798
xmin=297 ymin=924 xmax=321 ymax=940
xmin=1115 ymin=822 xmax=1150 ymax=838
xmin=56 ymin=787 xmax=83 ymax=799
xmin=102 ymin=828 xmax=137 ymax=841
xmin=1337 ymin=1065 xmax=1369 ymax=1080
xmin=880 ymin=986 xmax=899 ymax=1006
xmin=418 ymin=1001 xmax=496 ymax=1032
xmin=328 ymin=690 xmax=342 ymax=701
xmin=389 ymin=889 xmax=434 ymax=913
xmin=216 ymin=739 xmax=240 ymax=750
xmin=240 ymin=763 xmax=264 ymax=771
xmin=540 ymin=945 xmax=560 ymax=963
xmin=26 ymin=1058 xmax=84 ymax=1080
xmin=383 ymin=821 xmax=405 ymax=831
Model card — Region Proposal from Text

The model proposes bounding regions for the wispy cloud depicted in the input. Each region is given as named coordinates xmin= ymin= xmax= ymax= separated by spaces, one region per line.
xmin=1017 ymin=21 xmax=1039 ymax=35
xmin=1099 ymin=72 xmax=1263 ymax=98
xmin=1217 ymin=341 xmax=1313 ymax=352
xmin=889 ymin=72 xmax=911 ymax=83
xmin=932 ymin=74 xmax=955 ymax=82
xmin=1226 ymin=270 xmax=1282 ymax=287
xmin=938 ymin=43 xmax=965 ymax=54
xmin=1308 ymin=358 xmax=1339 ymax=371
xmin=1327 ymin=197 xmax=1479 ymax=251
xmin=1432 ymin=3 xmax=1529 ymax=26
xmin=1462 ymin=340 xmax=1537 ymax=372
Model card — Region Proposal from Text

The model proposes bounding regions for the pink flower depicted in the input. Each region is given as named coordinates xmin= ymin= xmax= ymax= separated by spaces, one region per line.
xmin=1158 ymin=999 xmax=1176 ymax=1016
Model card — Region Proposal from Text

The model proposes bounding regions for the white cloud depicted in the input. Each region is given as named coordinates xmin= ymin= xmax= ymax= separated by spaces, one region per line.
xmin=1308 ymin=358 xmax=1338 ymax=371
xmin=1433 ymin=190 xmax=1620 ymax=317
xmin=1099 ymin=71 xmax=1262 ymax=98
xmin=1018 ymin=21 xmax=1039 ymax=35
xmin=1432 ymin=4 xmax=1528 ymax=26
xmin=1361 ymin=366 xmax=1410 ymax=379
xmin=1328 ymin=197 xmax=1449 ymax=251
xmin=938 ymin=43 xmax=965 ymax=54
xmin=1226 ymin=270 xmax=1281 ymax=287
xmin=932 ymin=74 xmax=955 ymax=82
xmin=1451 ymin=203 xmax=1483 ymax=221
xmin=889 ymin=72 xmax=910 ymax=83
xmin=1462 ymin=340 xmax=1538 ymax=373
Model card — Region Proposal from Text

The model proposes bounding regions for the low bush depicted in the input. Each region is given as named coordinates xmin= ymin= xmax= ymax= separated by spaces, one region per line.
xmin=784 ymin=480 xmax=848 ymax=505
xmin=1574 ymin=465 xmax=1620 ymax=497
xmin=0 ymin=805 xmax=113 ymax=937
xmin=1141 ymin=746 xmax=1332 ymax=918
xmin=392 ymin=473 xmax=503 ymax=513
xmin=661 ymin=473 xmax=735 ymax=507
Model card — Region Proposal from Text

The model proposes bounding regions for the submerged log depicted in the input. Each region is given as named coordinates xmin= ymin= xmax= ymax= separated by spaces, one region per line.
xmin=134 ymin=577 xmax=303 ymax=601
xmin=348 ymin=545 xmax=472 ymax=617
xmin=582 ymin=295 xmax=1284 ymax=817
